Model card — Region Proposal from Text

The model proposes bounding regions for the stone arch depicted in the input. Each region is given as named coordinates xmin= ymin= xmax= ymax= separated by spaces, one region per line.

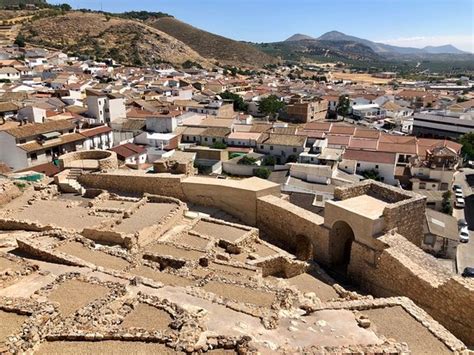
xmin=294 ymin=234 xmax=313 ymax=261
xmin=329 ymin=220 xmax=355 ymax=269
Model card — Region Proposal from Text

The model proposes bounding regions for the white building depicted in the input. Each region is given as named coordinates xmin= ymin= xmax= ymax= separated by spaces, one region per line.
xmin=0 ymin=67 xmax=20 ymax=81
xmin=86 ymin=89 xmax=126 ymax=125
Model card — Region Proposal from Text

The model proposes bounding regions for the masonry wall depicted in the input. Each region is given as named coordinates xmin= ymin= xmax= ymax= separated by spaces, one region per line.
xmin=256 ymin=195 xmax=330 ymax=263
xmin=349 ymin=233 xmax=474 ymax=346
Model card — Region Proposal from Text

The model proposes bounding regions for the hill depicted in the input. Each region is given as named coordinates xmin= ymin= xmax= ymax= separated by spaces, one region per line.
xmin=256 ymin=38 xmax=381 ymax=63
xmin=19 ymin=11 xmax=211 ymax=67
xmin=0 ymin=0 xmax=45 ymax=8
xmin=317 ymin=30 xmax=466 ymax=55
xmin=285 ymin=33 xmax=315 ymax=42
xmin=150 ymin=17 xmax=278 ymax=68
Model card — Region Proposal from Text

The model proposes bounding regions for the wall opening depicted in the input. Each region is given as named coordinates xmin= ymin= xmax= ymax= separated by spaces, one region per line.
xmin=329 ymin=221 xmax=355 ymax=271
xmin=294 ymin=234 xmax=313 ymax=261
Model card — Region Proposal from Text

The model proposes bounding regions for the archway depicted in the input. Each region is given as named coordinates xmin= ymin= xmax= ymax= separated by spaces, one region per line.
xmin=329 ymin=221 xmax=355 ymax=270
xmin=294 ymin=235 xmax=313 ymax=261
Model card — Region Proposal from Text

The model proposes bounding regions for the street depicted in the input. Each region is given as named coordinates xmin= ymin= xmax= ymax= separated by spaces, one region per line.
xmin=453 ymin=168 xmax=474 ymax=275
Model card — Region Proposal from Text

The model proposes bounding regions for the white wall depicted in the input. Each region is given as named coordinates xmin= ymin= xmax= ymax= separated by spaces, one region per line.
xmin=356 ymin=161 xmax=396 ymax=185
xmin=0 ymin=132 xmax=28 ymax=170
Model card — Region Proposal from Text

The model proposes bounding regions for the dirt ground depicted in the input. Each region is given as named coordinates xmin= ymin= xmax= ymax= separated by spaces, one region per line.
xmin=121 ymin=303 xmax=172 ymax=330
xmin=330 ymin=72 xmax=392 ymax=84
xmin=0 ymin=257 xmax=22 ymax=272
xmin=209 ymin=262 xmax=256 ymax=277
xmin=362 ymin=306 xmax=452 ymax=355
xmin=114 ymin=203 xmax=176 ymax=234
xmin=47 ymin=279 xmax=109 ymax=316
xmin=145 ymin=243 xmax=205 ymax=261
xmin=130 ymin=265 xmax=194 ymax=287
xmin=285 ymin=273 xmax=340 ymax=301
xmin=203 ymin=281 xmax=275 ymax=307
xmin=56 ymin=242 xmax=130 ymax=271
xmin=0 ymin=311 xmax=27 ymax=343
xmin=35 ymin=341 xmax=178 ymax=355
xmin=192 ymin=220 xmax=247 ymax=242
xmin=168 ymin=233 xmax=211 ymax=250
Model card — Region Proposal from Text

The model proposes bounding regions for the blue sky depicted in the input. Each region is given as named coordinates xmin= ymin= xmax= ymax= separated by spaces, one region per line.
xmin=51 ymin=0 xmax=474 ymax=52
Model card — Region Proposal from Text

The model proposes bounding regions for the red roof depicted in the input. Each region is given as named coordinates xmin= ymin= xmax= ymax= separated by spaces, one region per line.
xmin=80 ymin=125 xmax=112 ymax=138
xmin=110 ymin=143 xmax=146 ymax=159
xmin=344 ymin=149 xmax=396 ymax=165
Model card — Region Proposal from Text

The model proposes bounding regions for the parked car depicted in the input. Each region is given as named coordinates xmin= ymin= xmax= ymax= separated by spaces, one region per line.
xmin=459 ymin=227 xmax=470 ymax=243
xmin=455 ymin=197 xmax=465 ymax=208
xmin=458 ymin=219 xmax=468 ymax=229
xmin=462 ymin=267 xmax=474 ymax=277
xmin=453 ymin=183 xmax=462 ymax=191
xmin=455 ymin=191 xmax=464 ymax=199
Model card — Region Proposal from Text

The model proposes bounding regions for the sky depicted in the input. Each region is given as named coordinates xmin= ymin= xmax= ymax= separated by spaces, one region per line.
xmin=51 ymin=0 xmax=474 ymax=52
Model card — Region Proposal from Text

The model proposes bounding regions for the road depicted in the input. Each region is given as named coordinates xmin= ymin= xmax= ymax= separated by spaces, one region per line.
xmin=453 ymin=168 xmax=474 ymax=274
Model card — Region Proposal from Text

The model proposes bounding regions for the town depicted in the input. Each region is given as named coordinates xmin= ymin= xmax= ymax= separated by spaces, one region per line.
xmin=0 ymin=2 xmax=473 ymax=355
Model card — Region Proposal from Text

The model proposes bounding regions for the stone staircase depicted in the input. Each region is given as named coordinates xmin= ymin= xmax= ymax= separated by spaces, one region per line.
xmin=54 ymin=169 xmax=85 ymax=195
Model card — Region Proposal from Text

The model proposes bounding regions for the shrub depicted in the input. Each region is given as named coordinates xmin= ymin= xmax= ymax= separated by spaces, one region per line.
xmin=211 ymin=142 xmax=227 ymax=149
xmin=254 ymin=167 xmax=271 ymax=179
xmin=238 ymin=156 xmax=257 ymax=165
xmin=262 ymin=156 xmax=276 ymax=166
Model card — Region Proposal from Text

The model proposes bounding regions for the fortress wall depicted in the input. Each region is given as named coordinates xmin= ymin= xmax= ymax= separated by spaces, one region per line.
xmin=256 ymin=195 xmax=330 ymax=263
xmin=349 ymin=233 xmax=474 ymax=346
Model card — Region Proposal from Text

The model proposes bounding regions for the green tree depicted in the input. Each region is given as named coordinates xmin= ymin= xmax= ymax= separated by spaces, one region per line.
xmin=220 ymin=91 xmax=248 ymax=112
xmin=362 ymin=169 xmax=381 ymax=181
xmin=460 ymin=132 xmax=474 ymax=160
xmin=238 ymin=156 xmax=258 ymax=165
xmin=211 ymin=141 xmax=227 ymax=149
xmin=14 ymin=35 xmax=26 ymax=48
xmin=259 ymin=95 xmax=285 ymax=119
xmin=262 ymin=155 xmax=276 ymax=166
xmin=337 ymin=95 xmax=350 ymax=116
xmin=254 ymin=167 xmax=271 ymax=179
xmin=441 ymin=191 xmax=453 ymax=215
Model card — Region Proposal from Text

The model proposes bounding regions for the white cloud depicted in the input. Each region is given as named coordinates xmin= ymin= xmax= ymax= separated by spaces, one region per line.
xmin=377 ymin=35 xmax=474 ymax=53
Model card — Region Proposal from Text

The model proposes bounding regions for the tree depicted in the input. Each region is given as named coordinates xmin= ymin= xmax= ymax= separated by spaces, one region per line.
xmin=262 ymin=155 xmax=276 ymax=166
xmin=211 ymin=141 xmax=227 ymax=149
xmin=336 ymin=95 xmax=350 ymax=116
xmin=286 ymin=155 xmax=298 ymax=163
xmin=254 ymin=167 xmax=271 ymax=179
xmin=460 ymin=132 xmax=474 ymax=160
xmin=238 ymin=156 xmax=258 ymax=165
xmin=220 ymin=91 xmax=248 ymax=112
xmin=362 ymin=169 xmax=381 ymax=181
xmin=59 ymin=3 xmax=72 ymax=11
xmin=441 ymin=191 xmax=453 ymax=215
xmin=259 ymin=95 xmax=285 ymax=119
xmin=14 ymin=35 xmax=25 ymax=48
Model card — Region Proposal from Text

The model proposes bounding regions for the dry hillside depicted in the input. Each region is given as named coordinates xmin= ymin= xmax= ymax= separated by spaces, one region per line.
xmin=20 ymin=12 xmax=211 ymax=67
xmin=151 ymin=17 xmax=279 ymax=68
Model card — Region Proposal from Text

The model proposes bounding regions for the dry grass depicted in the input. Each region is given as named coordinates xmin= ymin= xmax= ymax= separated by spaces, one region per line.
xmin=121 ymin=303 xmax=172 ymax=330
xmin=56 ymin=242 xmax=129 ymax=271
xmin=47 ymin=280 xmax=109 ymax=316
xmin=0 ymin=311 xmax=27 ymax=343
xmin=363 ymin=306 xmax=451 ymax=355
xmin=203 ymin=281 xmax=275 ymax=307
xmin=330 ymin=72 xmax=391 ymax=84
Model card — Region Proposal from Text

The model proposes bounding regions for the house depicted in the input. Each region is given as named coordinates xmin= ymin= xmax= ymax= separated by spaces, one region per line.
xmin=351 ymin=104 xmax=385 ymax=121
xmin=412 ymin=112 xmax=474 ymax=139
xmin=85 ymin=89 xmax=126 ymax=125
xmin=110 ymin=143 xmax=147 ymax=165
xmin=0 ymin=67 xmax=20 ymax=81
xmin=199 ymin=127 xmax=231 ymax=146
xmin=0 ymin=102 xmax=19 ymax=121
xmin=0 ymin=120 xmax=84 ymax=170
xmin=226 ymin=132 xmax=262 ymax=148
xmin=145 ymin=110 xmax=184 ymax=133
xmin=282 ymin=96 xmax=328 ymax=123
xmin=422 ymin=209 xmax=459 ymax=259
xmin=79 ymin=125 xmax=114 ymax=151
xmin=17 ymin=106 xmax=47 ymax=124
xmin=257 ymin=134 xmax=307 ymax=164
xmin=342 ymin=149 xmax=397 ymax=185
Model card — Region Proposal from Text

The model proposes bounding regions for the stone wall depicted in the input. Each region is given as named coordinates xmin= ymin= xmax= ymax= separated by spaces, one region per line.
xmin=59 ymin=150 xmax=118 ymax=171
xmin=0 ymin=181 xmax=21 ymax=206
xmin=79 ymin=172 xmax=280 ymax=225
xmin=256 ymin=195 xmax=330 ymax=264
xmin=348 ymin=232 xmax=474 ymax=346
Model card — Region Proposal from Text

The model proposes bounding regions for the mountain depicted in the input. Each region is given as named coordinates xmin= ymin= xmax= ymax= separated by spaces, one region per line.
xmin=150 ymin=17 xmax=278 ymax=68
xmin=0 ymin=0 xmax=45 ymax=8
xmin=256 ymin=38 xmax=381 ymax=63
xmin=317 ymin=30 xmax=466 ymax=55
xmin=20 ymin=12 xmax=211 ymax=67
xmin=285 ymin=33 xmax=315 ymax=42
xmin=422 ymin=45 xmax=465 ymax=54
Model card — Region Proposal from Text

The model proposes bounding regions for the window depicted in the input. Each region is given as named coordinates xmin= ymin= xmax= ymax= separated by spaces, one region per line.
xmin=204 ymin=138 xmax=208 ymax=142
xmin=19 ymin=139 xmax=26 ymax=144
xmin=375 ymin=165 xmax=379 ymax=169
xmin=270 ymin=146 xmax=273 ymax=150
xmin=30 ymin=153 xmax=37 ymax=161
xmin=46 ymin=150 xmax=51 ymax=157
xmin=260 ymin=145 xmax=264 ymax=149
xmin=212 ymin=138 xmax=216 ymax=143
xmin=293 ymin=148 xmax=297 ymax=153
xmin=357 ymin=163 xmax=360 ymax=167
xmin=419 ymin=182 xmax=426 ymax=189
